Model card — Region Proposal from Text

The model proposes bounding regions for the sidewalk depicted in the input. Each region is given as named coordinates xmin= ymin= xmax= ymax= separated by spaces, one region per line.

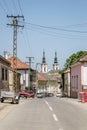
xmin=0 ymin=102 xmax=10 ymax=111
xmin=61 ymin=97 xmax=87 ymax=110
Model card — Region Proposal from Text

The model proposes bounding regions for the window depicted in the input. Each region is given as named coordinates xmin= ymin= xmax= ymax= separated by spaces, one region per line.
xmin=2 ymin=67 xmax=8 ymax=81
xmin=2 ymin=68 xmax=4 ymax=80
xmin=5 ymin=69 xmax=7 ymax=80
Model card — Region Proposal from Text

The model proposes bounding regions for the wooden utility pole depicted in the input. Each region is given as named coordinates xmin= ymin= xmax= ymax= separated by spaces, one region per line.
xmin=7 ymin=15 xmax=24 ymax=92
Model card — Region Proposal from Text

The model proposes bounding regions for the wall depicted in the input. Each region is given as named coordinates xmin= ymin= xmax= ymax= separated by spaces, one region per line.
xmin=81 ymin=63 xmax=87 ymax=90
xmin=17 ymin=69 xmax=29 ymax=91
xmin=71 ymin=64 xmax=81 ymax=98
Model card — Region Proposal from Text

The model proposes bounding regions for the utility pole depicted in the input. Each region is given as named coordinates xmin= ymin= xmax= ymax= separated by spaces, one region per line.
xmin=36 ymin=63 xmax=41 ymax=93
xmin=26 ymin=57 xmax=34 ymax=68
xmin=26 ymin=57 xmax=34 ymax=90
xmin=7 ymin=15 xmax=24 ymax=92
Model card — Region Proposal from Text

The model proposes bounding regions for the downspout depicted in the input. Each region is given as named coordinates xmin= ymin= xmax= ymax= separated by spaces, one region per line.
xmin=69 ymin=67 xmax=72 ymax=98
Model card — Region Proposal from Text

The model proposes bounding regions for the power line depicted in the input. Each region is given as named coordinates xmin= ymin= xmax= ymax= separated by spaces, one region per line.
xmin=0 ymin=1 xmax=8 ymax=14
xmin=28 ymin=23 xmax=87 ymax=34
xmin=2 ymin=0 xmax=11 ymax=14
xmin=20 ymin=21 xmax=87 ymax=34
xmin=17 ymin=0 xmax=24 ymax=16
xmin=11 ymin=0 xmax=19 ymax=14
xmin=24 ymin=25 xmax=87 ymax=40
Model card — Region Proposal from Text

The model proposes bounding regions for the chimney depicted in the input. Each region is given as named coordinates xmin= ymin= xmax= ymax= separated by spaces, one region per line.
xmin=4 ymin=51 xmax=11 ymax=59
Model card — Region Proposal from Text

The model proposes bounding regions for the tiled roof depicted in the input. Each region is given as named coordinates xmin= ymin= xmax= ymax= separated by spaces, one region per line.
xmin=8 ymin=56 xmax=30 ymax=70
xmin=0 ymin=55 xmax=11 ymax=66
xmin=38 ymin=72 xmax=57 ymax=81
xmin=80 ymin=54 xmax=87 ymax=62
xmin=38 ymin=73 xmax=46 ymax=81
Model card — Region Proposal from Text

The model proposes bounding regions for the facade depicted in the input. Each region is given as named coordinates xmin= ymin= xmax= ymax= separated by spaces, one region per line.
xmin=0 ymin=55 xmax=11 ymax=92
xmin=9 ymin=69 xmax=21 ymax=92
xmin=37 ymin=72 xmax=59 ymax=94
xmin=70 ymin=53 xmax=87 ymax=98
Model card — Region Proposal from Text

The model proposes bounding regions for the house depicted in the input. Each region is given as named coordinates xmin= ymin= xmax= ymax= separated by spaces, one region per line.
xmin=8 ymin=56 xmax=32 ymax=91
xmin=70 ymin=53 xmax=87 ymax=98
xmin=37 ymin=72 xmax=61 ymax=95
xmin=0 ymin=55 xmax=11 ymax=92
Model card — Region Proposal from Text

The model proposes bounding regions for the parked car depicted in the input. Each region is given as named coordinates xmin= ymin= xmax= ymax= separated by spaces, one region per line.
xmin=28 ymin=91 xmax=34 ymax=98
xmin=56 ymin=92 xmax=62 ymax=97
xmin=47 ymin=93 xmax=54 ymax=97
xmin=0 ymin=91 xmax=20 ymax=104
xmin=37 ymin=92 xmax=44 ymax=98
xmin=18 ymin=91 xmax=34 ymax=98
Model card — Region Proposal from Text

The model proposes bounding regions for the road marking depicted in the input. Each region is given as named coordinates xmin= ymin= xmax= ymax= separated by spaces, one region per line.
xmin=45 ymin=100 xmax=49 ymax=105
xmin=44 ymin=100 xmax=53 ymax=111
xmin=53 ymin=114 xmax=58 ymax=121
xmin=49 ymin=106 xmax=53 ymax=111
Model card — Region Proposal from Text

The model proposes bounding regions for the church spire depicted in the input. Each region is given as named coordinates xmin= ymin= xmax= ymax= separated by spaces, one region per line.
xmin=42 ymin=51 xmax=46 ymax=64
xmin=53 ymin=52 xmax=59 ymax=71
xmin=54 ymin=52 xmax=58 ymax=64
xmin=41 ymin=51 xmax=48 ymax=73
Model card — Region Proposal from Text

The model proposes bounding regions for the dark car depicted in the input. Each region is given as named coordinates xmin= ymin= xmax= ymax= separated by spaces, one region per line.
xmin=28 ymin=91 xmax=34 ymax=98
xmin=47 ymin=93 xmax=54 ymax=97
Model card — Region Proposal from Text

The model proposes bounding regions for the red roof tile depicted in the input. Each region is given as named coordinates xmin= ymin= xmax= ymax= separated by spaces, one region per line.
xmin=38 ymin=73 xmax=46 ymax=81
xmin=8 ymin=56 xmax=30 ymax=70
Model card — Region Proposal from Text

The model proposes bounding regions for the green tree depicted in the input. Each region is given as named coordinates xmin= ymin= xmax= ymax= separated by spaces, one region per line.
xmin=64 ymin=50 xmax=87 ymax=68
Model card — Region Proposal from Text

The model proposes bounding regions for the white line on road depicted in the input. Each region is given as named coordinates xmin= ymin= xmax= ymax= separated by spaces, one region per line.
xmin=45 ymin=100 xmax=49 ymax=105
xmin=53 ymin=114 xmax=58 ymax=121
xmin=49 ymin=106 xmax=53 ymax=111
xmin=44 ymin=100 xmax=63 ymax=129
xmin=44 ymin=100 xmax=53 ymax=111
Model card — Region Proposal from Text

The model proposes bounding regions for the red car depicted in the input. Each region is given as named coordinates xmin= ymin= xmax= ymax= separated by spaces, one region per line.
xmin=19 ymin=91 xmax=34 ymax=98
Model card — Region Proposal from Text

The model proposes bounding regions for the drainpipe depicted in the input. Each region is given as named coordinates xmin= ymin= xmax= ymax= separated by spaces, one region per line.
xmin=69 ymin=67 xmax=72 ymax=98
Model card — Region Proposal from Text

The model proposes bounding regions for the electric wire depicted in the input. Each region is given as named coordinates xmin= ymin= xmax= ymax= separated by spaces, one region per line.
xmin=22 ymin=20 xmax=87 ymax=39
xmin=25 ymin=27 xmax=86 ymax=40
xmin=28 ymin=23 xmax=87 ymax=34
xmin=11 ymin=0 xmax=19 ymax=14
xmin=17 ymin=0 xmax=24 ymax=16
xmin=2 ymin=0 xmax=11 ymax=14
xmin=0 ymin=0 xmax=8 ymax=14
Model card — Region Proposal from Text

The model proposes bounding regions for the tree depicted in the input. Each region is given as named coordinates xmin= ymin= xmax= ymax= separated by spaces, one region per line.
xmin=64 ymin=51 xmax=87 ymax=68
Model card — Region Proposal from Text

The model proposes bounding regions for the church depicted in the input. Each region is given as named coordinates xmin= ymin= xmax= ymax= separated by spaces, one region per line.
xmin=37 ymin=51 xmax=61 ymax=95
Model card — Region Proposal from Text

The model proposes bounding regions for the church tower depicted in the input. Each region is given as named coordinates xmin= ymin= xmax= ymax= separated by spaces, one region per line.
xmin=41 ymin=51 xmax=48 ymax=73
xmin=53 ymin=52 xmax=59 ymax=71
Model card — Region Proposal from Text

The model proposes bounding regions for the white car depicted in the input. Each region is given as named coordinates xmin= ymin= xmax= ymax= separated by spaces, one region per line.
xmin=56 ymin=92 xmax=62 ymax=97
xmin=37 ymin=92 xmax=44 ymax=98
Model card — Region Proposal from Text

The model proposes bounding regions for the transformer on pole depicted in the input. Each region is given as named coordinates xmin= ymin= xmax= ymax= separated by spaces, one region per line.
xmin=7 ymin=15 xmax=24 ymax=92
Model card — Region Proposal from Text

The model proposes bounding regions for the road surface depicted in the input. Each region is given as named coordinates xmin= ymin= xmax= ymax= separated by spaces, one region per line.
xmin=0 ymin=97 xmax=87 ymax=130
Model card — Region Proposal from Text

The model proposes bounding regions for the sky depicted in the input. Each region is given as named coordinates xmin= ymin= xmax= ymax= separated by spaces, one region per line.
xmin=0 ymin=0 xmax=87 ymax=70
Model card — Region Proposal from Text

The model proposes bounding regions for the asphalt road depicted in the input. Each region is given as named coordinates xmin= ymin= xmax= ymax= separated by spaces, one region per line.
xmin=0 ymin=97 xmax=87 ymax=130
